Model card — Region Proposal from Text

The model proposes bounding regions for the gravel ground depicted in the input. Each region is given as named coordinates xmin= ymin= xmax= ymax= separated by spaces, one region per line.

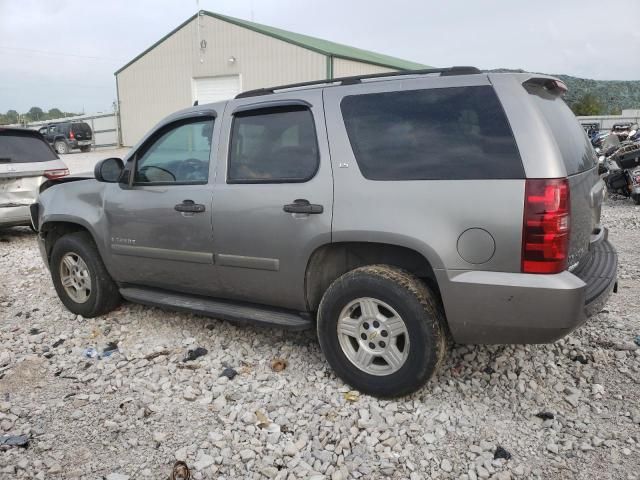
xmin=0 ymin=198 xmax=638 ymax=480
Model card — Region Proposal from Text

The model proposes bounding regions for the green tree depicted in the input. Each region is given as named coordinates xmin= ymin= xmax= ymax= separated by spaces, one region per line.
xmin=6 ymin=110 xmax=18 ymax=123
xmin=48 ymin=108 xmax=63 ymax=120
xmin=570 ymin=93 xmax=603 ymax=116
xmin=609 ymin=106 xmax=622 ymax=115
xmin=26 ymin=106 xmax=44 ymax=121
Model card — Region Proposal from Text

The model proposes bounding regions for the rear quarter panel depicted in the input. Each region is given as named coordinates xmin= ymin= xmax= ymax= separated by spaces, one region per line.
xmin=323 ymin=74 xmax=525 ymax=274
xmin=492 ymin=73 xmax=602 ymax=267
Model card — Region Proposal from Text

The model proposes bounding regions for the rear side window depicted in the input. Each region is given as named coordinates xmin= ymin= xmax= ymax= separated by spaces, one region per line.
xmin=228 ymin=106 xmax=319 ymax=183
xmin=527 ymin=92 xmax=595 ymax=175
xmin=340 ymin=86 xmax=523 ymax=180
xmin=0 ymin=130 xmax=58 ymax=163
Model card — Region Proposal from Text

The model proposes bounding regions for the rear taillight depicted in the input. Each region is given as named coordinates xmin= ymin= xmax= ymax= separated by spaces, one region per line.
xmin=521 ymin=178 xmax=570 ymax=274
xmin=69 ymin=130 xmax=75 ymax=140
xmin=44 ymin=168 xmax=69 ymax=180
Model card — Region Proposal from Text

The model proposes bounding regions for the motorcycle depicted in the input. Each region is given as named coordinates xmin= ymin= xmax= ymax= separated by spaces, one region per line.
xmin=600 ymin=140 xmax=640 ymax=205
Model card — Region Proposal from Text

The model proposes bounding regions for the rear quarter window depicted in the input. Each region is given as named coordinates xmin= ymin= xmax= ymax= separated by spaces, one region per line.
xmin=340 ymin=85 xmax=524 ymax=180
xmin=527 ymin=91 xmax=596 ymax=175
xmin=0 ymin=131 xmax=58 ymax=163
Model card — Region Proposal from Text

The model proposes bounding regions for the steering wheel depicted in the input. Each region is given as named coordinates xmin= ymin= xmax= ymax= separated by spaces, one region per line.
xmin=138 ymin=165 xmax=176 ymax=182
xmin=176 ymin=158 xmax=207 ymax=181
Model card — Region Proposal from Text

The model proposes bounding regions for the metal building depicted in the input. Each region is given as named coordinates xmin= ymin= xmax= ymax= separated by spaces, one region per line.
xmin=115 ymin=10 xmax=427 ymax=146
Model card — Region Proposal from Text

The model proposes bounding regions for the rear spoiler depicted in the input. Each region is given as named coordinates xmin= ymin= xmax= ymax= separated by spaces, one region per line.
xmin=522 ymin=77 xmax=568 ymax=96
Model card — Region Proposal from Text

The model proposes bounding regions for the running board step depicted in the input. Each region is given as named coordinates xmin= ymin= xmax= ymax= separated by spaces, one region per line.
xmin=119 ymin=287 xmax=312 ymax=331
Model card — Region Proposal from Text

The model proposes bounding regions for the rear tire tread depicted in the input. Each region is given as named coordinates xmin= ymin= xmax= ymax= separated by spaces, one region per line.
xmin=318 ymin=264 xmax=447 ymax=398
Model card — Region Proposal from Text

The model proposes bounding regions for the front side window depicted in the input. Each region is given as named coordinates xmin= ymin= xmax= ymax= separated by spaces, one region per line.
xmin=134 ymin=118 xmax=214 ymax=184
xmin=228 ymin=106 xmax=319 ymax=183
xmin=340 ymin=86 xmax=524 ymax=181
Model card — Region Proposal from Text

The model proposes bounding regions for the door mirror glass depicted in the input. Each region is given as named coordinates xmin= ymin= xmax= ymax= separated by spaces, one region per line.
xmin=94 ymin=157 xmax=124 ymax=183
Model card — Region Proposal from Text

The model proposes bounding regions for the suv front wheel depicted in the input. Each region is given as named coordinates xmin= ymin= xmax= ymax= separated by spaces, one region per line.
xmin=50 ymin=231 xmax=121 ymax=317
xmin=317 ymin=265 xmax=446 ymax=397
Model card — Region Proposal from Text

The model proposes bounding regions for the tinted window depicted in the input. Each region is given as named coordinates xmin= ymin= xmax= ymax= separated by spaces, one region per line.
xmin=340 ymin=86 xmax=523 ymax=180
xmin=134 ymin=118 xmax=214 ymax=184
xmin=0 ymin=130 xmax=58 ymax=163
xmin=228 ymin=106 xmax=318 ymax=183
xmin=71 ymin=122 xmax=91 ymax=135
xmin=527 ymin=91 xmax=596 ymax=175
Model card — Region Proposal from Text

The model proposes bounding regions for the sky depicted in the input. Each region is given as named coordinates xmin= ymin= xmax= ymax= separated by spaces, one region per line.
xmin=1 ymin=0 xmax=639 ymax=115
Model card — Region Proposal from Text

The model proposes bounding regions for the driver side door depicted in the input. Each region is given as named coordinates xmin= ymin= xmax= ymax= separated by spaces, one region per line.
xmin=104 ymin=114 xmax=222 ymax=295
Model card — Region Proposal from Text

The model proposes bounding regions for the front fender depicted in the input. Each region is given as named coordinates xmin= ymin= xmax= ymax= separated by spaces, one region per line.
xmin=38 ymin=179 xmax=110 ymax=264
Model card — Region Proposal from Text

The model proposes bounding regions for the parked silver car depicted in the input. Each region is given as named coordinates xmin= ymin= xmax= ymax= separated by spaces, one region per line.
xmin=32 ymin=67 xmax=617 ymax=397
xmin=0 ymin=128 xmax=68 ymax=228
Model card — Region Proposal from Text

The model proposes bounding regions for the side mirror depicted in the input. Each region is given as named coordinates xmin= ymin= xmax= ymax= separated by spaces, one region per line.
xmin=94 ymin=157 xmax=124 ymax=183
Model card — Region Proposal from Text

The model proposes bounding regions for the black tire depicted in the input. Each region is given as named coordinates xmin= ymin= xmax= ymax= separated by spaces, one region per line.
xmin=317 ymin=265 xmax=446 ymax=398
xmin=79 ymin=145 xmax=91 ymax=152
xmin=50 ymin=231 xmax=121 ymax=317
xmin=54 ymin=140 xmax=68 ymax=154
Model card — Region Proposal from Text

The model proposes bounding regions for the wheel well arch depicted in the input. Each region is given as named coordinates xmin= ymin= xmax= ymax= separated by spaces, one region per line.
xmin=304 ymin=242 xmax=440 ymax=312
xmin=40 ymin=221 xmax=92 ymax=263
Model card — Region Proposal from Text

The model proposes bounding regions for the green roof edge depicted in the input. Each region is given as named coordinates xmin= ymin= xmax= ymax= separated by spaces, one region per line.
xmin=115 ymin=11 xmax=429 ymax=76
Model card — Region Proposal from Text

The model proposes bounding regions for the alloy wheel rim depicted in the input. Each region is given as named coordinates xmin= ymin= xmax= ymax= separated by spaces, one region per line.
xmin=337 ymin=297 xmax=410 ymax=376
xmin=59 ymin=252 xmax=91 ymax=303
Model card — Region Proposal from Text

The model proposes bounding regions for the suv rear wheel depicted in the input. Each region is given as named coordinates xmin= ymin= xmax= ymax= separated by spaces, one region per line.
xmin=317 ymin=265 xmax=446 ymax=397
xmin=54 ymin=140 xmax=68 ymax=154
xmin=50 ymin=231 xmax=121 ymax=317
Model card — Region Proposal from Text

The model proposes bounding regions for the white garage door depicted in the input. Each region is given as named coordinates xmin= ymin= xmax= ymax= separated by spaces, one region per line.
xmin=192 ymin=75 xmax=241 ymax=105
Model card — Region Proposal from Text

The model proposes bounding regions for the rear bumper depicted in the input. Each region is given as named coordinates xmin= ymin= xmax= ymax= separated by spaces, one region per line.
xmin=0 ymin=176 xmax=41 ymax=227
xmin=440 ymin=231 xmax=617 ymax=344
xmin=69 ymin=140 xmax=92 ymax=149
xmin=0 ymin=204 xmax=31 ymax=227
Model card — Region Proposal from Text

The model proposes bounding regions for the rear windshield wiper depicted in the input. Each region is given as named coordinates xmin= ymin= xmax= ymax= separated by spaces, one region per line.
xmin=0 ymin=158 xmax=12 ymax=163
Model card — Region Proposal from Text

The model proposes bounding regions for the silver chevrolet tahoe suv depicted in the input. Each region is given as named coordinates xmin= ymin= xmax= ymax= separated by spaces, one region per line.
xmin=32 ymin=67 xmax=618 ymax=397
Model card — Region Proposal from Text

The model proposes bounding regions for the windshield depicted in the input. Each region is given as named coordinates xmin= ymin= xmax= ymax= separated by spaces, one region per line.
xmin=0 ymin=130 xmax=58 ymax=163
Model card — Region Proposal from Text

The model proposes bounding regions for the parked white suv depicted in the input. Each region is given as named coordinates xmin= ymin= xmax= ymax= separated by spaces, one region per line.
xmin=0 ymin=128 xmax=68 ymax=228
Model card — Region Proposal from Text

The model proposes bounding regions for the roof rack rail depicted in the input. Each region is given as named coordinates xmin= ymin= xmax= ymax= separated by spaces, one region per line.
xmin=235 ymin=66 xmax=481 ymax=99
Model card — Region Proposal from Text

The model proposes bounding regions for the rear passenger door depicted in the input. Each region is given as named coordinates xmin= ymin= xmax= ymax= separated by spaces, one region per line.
xmin=211 ymin=91 xmax=333 ymax=311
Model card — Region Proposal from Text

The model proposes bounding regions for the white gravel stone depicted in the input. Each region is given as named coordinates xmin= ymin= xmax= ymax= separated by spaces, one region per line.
xmin=0 ymin=197 xmax=637 ymax=478
xmin=194 ymin=454 xmax=214 ymax=471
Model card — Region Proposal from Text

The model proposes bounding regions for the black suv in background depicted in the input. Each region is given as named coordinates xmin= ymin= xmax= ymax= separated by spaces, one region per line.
xmin=38 ymin=122 xmax=93 ymax=154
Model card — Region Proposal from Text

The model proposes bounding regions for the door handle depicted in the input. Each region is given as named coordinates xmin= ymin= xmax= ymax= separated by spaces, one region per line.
xmin=283 ymin=199 xmax=323 ymax=214
xmin=175 ymin=199 xmax=205 ymax=213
